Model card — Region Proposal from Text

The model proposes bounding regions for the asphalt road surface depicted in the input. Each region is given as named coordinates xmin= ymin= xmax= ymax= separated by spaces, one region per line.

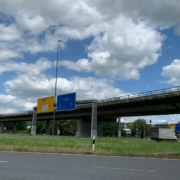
xmin=0 ymin=151 xmax=180 ymax=180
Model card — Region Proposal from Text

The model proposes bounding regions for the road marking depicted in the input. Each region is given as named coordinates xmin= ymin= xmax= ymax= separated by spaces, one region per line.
xmin=76 ymin=166 xmax=155 ymax=173
xmin=0 ymin=151 xmax=180 ymax=161
xmin=0 ymin=161 xmax=8 ymax=163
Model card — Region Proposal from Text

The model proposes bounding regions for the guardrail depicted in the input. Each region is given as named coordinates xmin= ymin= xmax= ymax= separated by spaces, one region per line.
xmin=1 ymin=86 xmax=180 ymax=116
xmin=97 ymin=86 xmax=180 ymax=103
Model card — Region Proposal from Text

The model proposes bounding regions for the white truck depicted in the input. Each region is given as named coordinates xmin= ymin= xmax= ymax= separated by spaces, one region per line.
xmin=150 ymin=127 xmax=177 ymax=142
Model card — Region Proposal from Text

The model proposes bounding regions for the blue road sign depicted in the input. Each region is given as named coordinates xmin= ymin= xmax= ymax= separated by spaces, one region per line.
xmin=175 ymin=124 xmax=180 ymax=132
xmin=57 ymin=92 xmax=76 ymax=111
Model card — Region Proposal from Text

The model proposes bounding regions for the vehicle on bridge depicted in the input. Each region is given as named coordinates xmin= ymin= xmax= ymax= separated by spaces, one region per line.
xmin=150 ymin=127 xmax=177 ymax=142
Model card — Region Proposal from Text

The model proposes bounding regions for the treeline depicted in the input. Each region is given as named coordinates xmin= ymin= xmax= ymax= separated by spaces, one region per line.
xmin=35 ymin=120 xmax=77 ymax=135
xmin=4 ymin=119 xmax=153 ymax=138
xmin=3 ymin=122 xmax=27 ymax=131
xmin=34 ymin=118 xmax=151 ymax=138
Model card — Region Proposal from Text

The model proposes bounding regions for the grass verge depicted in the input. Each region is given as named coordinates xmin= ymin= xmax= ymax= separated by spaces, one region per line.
xmin=0 ymin=135 xmax=180 ymax=158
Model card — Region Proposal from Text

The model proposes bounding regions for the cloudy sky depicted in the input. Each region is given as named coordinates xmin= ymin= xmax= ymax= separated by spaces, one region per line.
xmin=0 ymin=0 xmax=180 ymax=123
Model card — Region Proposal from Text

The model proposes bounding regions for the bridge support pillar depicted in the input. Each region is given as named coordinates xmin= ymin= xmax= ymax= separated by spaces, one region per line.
xmin=46 ymin=120 xmax=50 ymax=135
xmin=91 ymin=102 xmax=97 ymax=138
xmin=118 ymin=117 xmax=121 ymax=138
xmin=76 ymin=117 xmax=102 ymax=138
xmin=13 ymin=122 xmax=16 ymax=134
xmin=76 ymin=118 xmax=90 ymax=137
xmin=0 ymin=122 xmax=4 ymax=133
xmin=31 ymin=108 xmax=37 ymax=135
xmin=76 ymin=118 xmax=80 ymax=137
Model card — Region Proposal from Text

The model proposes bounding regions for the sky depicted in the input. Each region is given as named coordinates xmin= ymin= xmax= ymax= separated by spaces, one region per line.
xmin=0 ymin=0 xmax=180 ymax=124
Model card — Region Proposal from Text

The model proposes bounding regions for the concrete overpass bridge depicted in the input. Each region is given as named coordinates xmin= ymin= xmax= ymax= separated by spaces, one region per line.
xmin=1 ymin=86 xmax=180 ymax=137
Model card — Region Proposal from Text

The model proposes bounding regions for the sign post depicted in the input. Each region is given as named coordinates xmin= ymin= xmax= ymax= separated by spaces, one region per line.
xmin=92 ymin=135 xmax=95 ymax=152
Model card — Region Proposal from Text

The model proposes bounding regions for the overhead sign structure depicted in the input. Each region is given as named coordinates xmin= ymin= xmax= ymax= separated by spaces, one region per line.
xmin=170 ymin=123 xmax=175 ymax=131
xmin=57 ymin=92 xmax=76 ymax=111
xmin=37 ymin=96 xmax=54 ymax=113
xmin=175 ymin=124 xmax=180 ymax=132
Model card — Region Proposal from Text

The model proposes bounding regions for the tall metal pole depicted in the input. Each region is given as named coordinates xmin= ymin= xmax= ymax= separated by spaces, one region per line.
xmin=57 ymin=90 xmax=61 ymax=135
xmin=52 ymin=40 xmax=62 ymax=136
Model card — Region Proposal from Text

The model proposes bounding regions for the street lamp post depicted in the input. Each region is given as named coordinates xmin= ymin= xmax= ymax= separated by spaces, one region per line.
xmin=52 ymin=40 xmax=62 ymax=136
xmin=57 ymin=90 xmax=61 ymax=135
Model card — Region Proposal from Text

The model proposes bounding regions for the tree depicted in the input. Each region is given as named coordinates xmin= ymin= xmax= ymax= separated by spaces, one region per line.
xmin=36 ymin=121 xmax=46 ymax=134
xmin=127 ymin=124 xmax=133 ymax=133
xmin=17 ymin=122 xmax=26 ymax=130
xmin=121 ymin=126 xmax=127 ymax=137
xmin=132 ymin=119 xmax=150 ymax=138
xmin=3 ymin=122 xmax=13 ymax=131
xmin=3 ymin=122 xmax=26 ymax=132
xmin=60 ymin=120 xmax=77 ymax=135
xmin=103 ymin=122 xmax=118 ymax=137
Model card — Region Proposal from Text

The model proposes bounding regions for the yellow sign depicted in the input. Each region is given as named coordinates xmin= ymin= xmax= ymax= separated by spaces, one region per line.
xmin=170 ymin=123 xmax=175 ymax=131
xmin=37 ymin=96 xmax=54 ymax=113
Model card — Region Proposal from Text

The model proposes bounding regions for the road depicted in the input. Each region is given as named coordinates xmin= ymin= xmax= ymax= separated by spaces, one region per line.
xmin=0 ymin=151 xmax=180 ymax=180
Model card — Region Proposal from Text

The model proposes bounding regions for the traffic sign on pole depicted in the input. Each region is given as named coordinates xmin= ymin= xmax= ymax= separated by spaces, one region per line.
xmin=37 ymin=96 xmax=54 ymax=113
xmin=175 ymin=124 xmax=180 ymax=132
xmin=57 ymin=92 xmax=76 ymax=111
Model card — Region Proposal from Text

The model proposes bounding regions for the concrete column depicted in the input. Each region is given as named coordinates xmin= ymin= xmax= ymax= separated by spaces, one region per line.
xmin=118 ymin=117 xmax=121 ymax=138
xmin=91 ymin=102 xmax=97 ymax=138
xmin=76 ymin=118 xmax=85 ymax=137
xmin=46 ymin=120 xmax=50 ymax=135
xmin=76 ymin=116 xmax=102 ymax=138
xmin=0 ymin=122 xmax=4 ymax=133
xmin=76 ymin=119 xmax=79 ymax=137
xmin=76 ymin=118 xmax=91 ymax=137
xmin=30 ymin=108 xmax=37 ymax=135
xmin=13 ymin=122 xmax=17 ymax=134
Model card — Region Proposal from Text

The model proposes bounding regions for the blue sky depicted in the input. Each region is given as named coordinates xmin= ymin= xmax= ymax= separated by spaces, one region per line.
xmin=0 ymin=0 xmax=180 ymax=124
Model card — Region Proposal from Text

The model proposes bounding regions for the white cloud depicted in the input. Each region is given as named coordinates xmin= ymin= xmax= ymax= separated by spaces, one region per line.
xmin=4 ymin=73 xmax=127 ymax=100
xmin=0 ymin=24 xmax=20 ymax=41
xmin=175 ymin=25 xmax=180 ymax=36
xmin=0 ymin=94 xmax=36 ymax=114
xmin=0 ymin=66 xmax=128 ymax=114
xmin=0 ymin=0 xmax=179 ymax=78
xmin=1 ymin=0 xmax=180 ymax=115
xmin=0 ymin=58 xmax=52 ymax=76
xmin=59 ymin=18 xmax=164 ymax=80
xmin=169 ymin=114 xmax=180 ymax=123
xmin=161 ymin=59 xmax=180 ymax=85
xmin=16 ymin=10 xmax=50 ymax=35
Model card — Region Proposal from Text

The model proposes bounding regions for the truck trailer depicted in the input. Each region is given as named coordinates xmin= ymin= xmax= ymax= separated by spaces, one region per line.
xmin=150 ymin=127 xmax=177 ymax=142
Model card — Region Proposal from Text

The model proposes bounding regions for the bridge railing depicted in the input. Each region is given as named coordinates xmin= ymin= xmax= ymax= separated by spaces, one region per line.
xmin=98 ymin=86 xmax=180 ymax=103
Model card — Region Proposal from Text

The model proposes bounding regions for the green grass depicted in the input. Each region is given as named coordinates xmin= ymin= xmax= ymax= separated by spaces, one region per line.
xmin=0 ymin=135 xmax=180 ymax=158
